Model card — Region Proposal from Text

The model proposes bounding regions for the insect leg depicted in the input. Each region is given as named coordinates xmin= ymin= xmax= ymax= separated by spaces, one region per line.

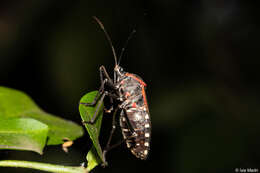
xmin=80 ymin=81 xmax=106 ymax=107
xmin=80 ymin=65 xmax=114 ymax=107
xmin=102 ymin=88 xmax=115 ymax=114
xmin=80 ymin=93 xmax=118 ymax=125
xmin=104 ymin=96 xmax=114 ymax=113
xmin=102 ymin=110 xmax=136 ymax=161
xmin=80 ymin=91 xmax=102 ymax=107
xmin=102 ymin=138 xmax=135 ymax=167
xmin=100 ymin=65 xmax=113 ymax=86
xmin=105 ymin=107 xmax=118 ymax=148
xmin=82 ymin=91 xmax=107 ymax=124
xmin=102 ymin=107 xmax=118 ymax=164
xmin=102 ymin=134 xmax=135 ymax=157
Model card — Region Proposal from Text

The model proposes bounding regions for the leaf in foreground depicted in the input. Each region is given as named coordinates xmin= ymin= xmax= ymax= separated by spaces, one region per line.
xmin=79 ymin=91 xmax=104 ymax=170
xmin=0 ymin=86 xmax=84 ymax=145
xmin=86 ymin=146 xmax=102 ymax=172
xmin=0 ymin=118 xmax=48 ymax=154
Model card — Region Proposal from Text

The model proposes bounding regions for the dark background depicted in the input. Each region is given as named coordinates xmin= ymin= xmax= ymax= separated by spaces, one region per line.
xmin=1 ymin=0 xmax=260 ymax=173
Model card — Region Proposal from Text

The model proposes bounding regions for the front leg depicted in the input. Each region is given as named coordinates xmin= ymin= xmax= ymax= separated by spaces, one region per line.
xmin=80 ymin=91 xmax=107 ymax=124
xmin=80 ymin=65 xmax=114 ymax=106
xmin=100 ymin=65 xmax=114 ymax=87
xmin=80 ymin=65 xmax=120 ymax=124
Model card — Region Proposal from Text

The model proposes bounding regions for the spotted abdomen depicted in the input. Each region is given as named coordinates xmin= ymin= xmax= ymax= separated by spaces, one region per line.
xmin=120 ymin=107 xmax=151 ymax=160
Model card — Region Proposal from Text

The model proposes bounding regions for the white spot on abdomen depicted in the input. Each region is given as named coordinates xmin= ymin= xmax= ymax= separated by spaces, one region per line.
xmin=144 ymin=150 xmax=148 ymax=155
xmin=145 ymin=133 xmax=150 ymax=138
xmin=144 ymin=142 xmax=149 ymax=147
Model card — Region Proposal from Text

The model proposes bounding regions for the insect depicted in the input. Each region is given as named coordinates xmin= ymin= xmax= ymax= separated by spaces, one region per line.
xmin=80 ymin=16 xmax=151 ymax=164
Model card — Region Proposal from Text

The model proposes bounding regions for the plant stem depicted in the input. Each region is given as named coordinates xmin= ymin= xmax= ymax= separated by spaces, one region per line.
xmin=0 ymin=160 xmax=88 ymax=173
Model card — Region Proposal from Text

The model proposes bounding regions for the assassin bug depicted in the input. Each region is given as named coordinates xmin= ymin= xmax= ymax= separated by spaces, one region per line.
xmin=80 ymin=16 xmax=151 ymax=164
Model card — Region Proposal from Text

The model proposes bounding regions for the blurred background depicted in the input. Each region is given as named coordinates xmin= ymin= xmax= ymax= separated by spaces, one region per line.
xmin=0 ymin=0 xmax=260 ymax=172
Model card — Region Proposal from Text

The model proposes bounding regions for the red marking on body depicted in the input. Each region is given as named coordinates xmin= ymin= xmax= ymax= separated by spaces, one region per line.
xmin=132 ymin=102 xmax=137 ymax=108
xmin=125 ymin=73 xmax=149 ymax=111
xmin=125 ymin=92 xmax=130 ymax=98
xmin=125 ymin=73 xmax=147 ymax=87
xmin=141 ymin=87 xmax=149 ymax=111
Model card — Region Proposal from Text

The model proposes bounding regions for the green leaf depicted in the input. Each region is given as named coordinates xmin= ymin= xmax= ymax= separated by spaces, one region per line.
xmin=0 ymin=118 xmax=48 ymax=154
xmin=79 ymin=91 xmax=104 ymax=169
xmin=0 ymin=86 xmax=84 ymax=146
xmin=86 ymin=146 xmax=102 ymax=172
xmin=25 ymin=111 xmax=84 ymax=145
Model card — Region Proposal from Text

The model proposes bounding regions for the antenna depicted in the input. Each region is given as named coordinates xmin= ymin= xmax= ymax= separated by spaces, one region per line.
xmin=118 ymin=29 xmax=136 ymax=65
xmin=93 ymin=16 xmax=118 ymax=65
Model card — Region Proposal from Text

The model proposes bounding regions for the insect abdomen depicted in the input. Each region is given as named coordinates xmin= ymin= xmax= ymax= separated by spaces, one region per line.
xmin=125 ymin=107 xmax=150 ymax=159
